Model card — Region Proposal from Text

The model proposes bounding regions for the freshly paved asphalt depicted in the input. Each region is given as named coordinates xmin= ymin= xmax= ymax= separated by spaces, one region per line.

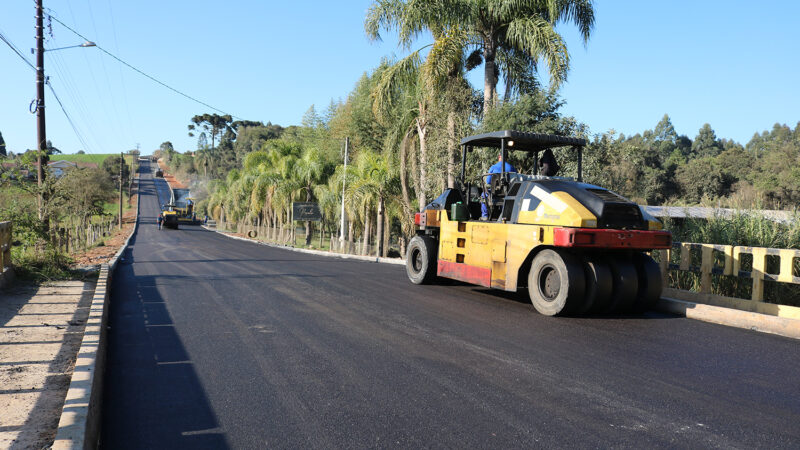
xmin=101 ymin=161 xmax=800 ymax=448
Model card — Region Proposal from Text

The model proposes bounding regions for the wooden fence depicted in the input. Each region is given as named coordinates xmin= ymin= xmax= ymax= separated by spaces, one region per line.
xmin=0 ymin=221 xmax=13 ymax=288
xmin=49 ymin=219 xmax=116 ymax=254
xmin=653 ymin=243 xmax=800 ymax=318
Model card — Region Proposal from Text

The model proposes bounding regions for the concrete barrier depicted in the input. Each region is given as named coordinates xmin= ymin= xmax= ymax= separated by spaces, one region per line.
xmin=653 ymin=242 xmax=800 ymax=320
xmin=656 ymin=297 xmax=800 ymax=340
xmin=52 ymin=173 xmax=140 ymax=449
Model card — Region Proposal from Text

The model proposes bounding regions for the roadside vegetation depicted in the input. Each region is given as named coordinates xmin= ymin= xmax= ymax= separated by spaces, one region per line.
xmin=147 ymin=1 xmax=799 ymax=259
xmin=50 ymin=152 xmax=134 ymax=166
xmin=661 ymin=213 xmax=800 ymax=306
xmin=0 ymin=148 xmax=137 ymax=281
xmin=2 ymin=1 xmax=798 ymax=281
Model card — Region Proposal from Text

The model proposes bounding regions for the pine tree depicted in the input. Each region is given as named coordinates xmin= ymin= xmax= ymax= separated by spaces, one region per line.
xmin=692 ymin=123 xmax=722 ymax=158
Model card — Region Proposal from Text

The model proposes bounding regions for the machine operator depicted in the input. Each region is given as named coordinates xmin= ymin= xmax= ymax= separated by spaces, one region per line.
xmin=482 ymin=153 xmax=516 ymax=219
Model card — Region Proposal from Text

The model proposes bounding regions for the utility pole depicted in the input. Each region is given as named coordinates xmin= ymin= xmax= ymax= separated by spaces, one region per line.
xmin=35 ymin=0 xmax=46 ymax=221
xmin=339 ymin=137 xmax=348 ymax=243
xmin=118 ymin=152 xmax=123 ymax=228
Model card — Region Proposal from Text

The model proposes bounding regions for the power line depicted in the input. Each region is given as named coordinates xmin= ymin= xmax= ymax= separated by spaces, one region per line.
xmin=81 ymin=0 xmax=131 ymax=146
xmin=0 ymin=28 xmax=96 ymax=153
xmin=46 ymin=12 xmax=241 ymax=119
xmin=47 ymin=79 xmax=94 ymax=153
xmin=48 ymin=49 xmax=103 ymax=153
xmin=0 ymin=29 xmax=36 ymax=71
xmin=104 ymin=0 xmax=136 ymax=136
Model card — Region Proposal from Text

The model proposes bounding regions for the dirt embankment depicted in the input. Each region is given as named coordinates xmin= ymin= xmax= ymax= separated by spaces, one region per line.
xmin=157 ymin=159 xmax=188 ymax=189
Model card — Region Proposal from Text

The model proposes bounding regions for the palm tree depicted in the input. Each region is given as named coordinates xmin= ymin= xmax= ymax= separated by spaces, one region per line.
xmin=242 ymin=151 xmax=272 ymax=231
xmin=366 ymin=0 xmax=595 ymax=111
xmin=313 ymin=180 xmax=343 ymax=249
xmin=372 ymin=27 xmax=468 ymax=210
xmin=351 ymin=150 xmax=399 ymax=257
xmin=293 ymin=146 xmax=326 ymax=245
xmin=328 ymin=163 xmax=360 ymax=252
xmin=372 ymin=55 xmax=432 ymax=210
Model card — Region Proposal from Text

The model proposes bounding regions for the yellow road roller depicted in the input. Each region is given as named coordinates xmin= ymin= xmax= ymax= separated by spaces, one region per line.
xmin=406 ymin=130 xmax=672 ymax=316
xmin=161 ymin=205 xmax=180 ymax=230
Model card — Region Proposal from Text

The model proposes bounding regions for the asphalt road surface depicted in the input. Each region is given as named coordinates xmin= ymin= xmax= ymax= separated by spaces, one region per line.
xmin=101 ymin=161 xmax=800 ymax=448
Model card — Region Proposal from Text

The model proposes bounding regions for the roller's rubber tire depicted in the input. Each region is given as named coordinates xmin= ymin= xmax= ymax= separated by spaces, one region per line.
xmin=406 ymin=235 xmax=438 ymax=284
xmin=632 ymin=253 xmax=663 ymax=312
xmin=605 ymin=257 xmax=639 ymax=313
xmin=528 ymin=249 xmax=586 ymax=316
xmin=580 ymin=258 xmax=613 ymax=315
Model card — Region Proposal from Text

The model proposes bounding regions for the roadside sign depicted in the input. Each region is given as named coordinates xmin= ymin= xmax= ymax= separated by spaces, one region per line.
xmin=292 ymin=202 xmax=322 ymax=222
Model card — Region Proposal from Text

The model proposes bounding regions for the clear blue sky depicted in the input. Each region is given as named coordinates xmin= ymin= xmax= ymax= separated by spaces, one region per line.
xmin=1 ymin=1 xmax=798 ymax=155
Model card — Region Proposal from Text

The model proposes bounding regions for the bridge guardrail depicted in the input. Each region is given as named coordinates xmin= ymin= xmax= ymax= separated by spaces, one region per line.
xmin=653 ymin=242 xmax=800 ymax=319
xmin=0 ymin=221 xmax=12 ymax=288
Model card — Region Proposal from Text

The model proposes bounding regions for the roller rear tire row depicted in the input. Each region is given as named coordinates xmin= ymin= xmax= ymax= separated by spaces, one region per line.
xmin=406 ymin=235 xmax=662 ymax=317
xmin=528 ymin=249 xmax=662 ymax=316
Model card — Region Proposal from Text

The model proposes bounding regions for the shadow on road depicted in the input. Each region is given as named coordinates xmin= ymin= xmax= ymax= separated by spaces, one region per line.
xmin=100 ymin=244 xmax=229 ymax=449
xmin=468 ymin=286 xmax=681 ymax=319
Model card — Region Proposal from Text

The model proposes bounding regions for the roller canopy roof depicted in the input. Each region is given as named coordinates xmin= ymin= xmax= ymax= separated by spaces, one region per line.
xmin=460 ymin=130 xmax=586 ymax=151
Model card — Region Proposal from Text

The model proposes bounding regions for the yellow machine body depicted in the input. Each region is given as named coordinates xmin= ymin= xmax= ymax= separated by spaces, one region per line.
xmin=406 ymin=130 xmax=672 ymax=316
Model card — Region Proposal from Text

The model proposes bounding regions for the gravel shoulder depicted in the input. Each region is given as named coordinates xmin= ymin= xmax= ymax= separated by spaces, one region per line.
xmin=0 ymin=192 xmax=137 ymax=448
xmin=0 ymin=281 xmax=94 ymax=448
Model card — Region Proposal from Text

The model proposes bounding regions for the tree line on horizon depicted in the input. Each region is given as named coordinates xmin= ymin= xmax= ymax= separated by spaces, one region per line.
xmin=4 ymin=0 xmax=799 ymax=259
xmin=152 ymin=0 xmax=800 ymax=256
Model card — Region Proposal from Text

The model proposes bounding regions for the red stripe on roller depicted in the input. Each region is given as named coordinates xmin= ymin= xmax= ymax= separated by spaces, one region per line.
xmin=553 ymin=228 xmax=672 ymax=250
xmin=437 ymin=260 xmax=492 ymax=287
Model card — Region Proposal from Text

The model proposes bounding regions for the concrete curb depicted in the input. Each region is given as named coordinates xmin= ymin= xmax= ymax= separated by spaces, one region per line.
xmin=205 ymin=227 xmax=405 ymax=266
xmin=208 ymin=226 xmax=799 ymax=340
xmin=52 ymin=175 xmax=140 ymax=449
xmin=655 ymin=297 xmax=799 ymax=340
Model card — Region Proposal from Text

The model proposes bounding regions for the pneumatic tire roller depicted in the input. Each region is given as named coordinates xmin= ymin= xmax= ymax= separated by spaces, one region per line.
xmin=405 ymin=130 xmax=671 ymax=316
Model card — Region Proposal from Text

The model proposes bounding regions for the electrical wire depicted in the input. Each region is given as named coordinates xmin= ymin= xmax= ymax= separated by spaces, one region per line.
xmin=47 ymin=12 xmax=241 ymax=119
xmin=0 ymin=29 xmax=36 ymax=71
xmin=82 ymin=0 xmax=130 ymax=145
xmin=60 ymin=0 xmax=111 ymax=152
xmin=0 ymin=25 xmax=102 ymax=154
xmin=105 ymin=0 xmax=135 ymax=134
xmin=48 ymin=49 xmax=103 ymax=153
xmin=45 ymin=25 xmax=106 ymax=154
xmin=59 ymin=2 xmax=130 ymax=148
xmin=47 ymin=79 xmax=95 ymax=153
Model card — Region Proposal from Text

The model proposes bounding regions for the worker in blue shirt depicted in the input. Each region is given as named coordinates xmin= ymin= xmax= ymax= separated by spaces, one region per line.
xmin=482 ymin=153 xmax=516 ymax=218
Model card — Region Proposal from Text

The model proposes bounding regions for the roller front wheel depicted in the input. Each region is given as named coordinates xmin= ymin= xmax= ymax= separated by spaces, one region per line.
xmin=406 ymin=235 xmax=438 ymax=284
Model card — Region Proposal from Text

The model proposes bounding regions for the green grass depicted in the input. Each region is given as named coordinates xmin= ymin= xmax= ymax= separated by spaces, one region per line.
xmin=102 ymin=192 xmax=134 ymax=217
xmin=50 ymin=153 xmax=136 ymax=167
xmin=50 ymin=154 xmax=111 ymax=165
xmin=0 ymin=185 xmax=35 ymax=209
